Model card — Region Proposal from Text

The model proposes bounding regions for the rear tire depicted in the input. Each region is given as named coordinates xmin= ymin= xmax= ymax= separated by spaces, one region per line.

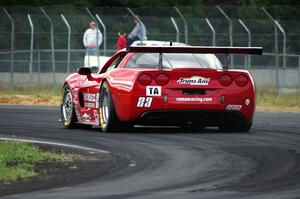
xmin=61 ymin=84 xmax=78 ymax=128
xmin=99 ymin=82 xmax=129 ymax=132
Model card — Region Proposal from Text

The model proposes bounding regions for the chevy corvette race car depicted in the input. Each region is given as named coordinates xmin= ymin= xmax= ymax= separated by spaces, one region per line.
xmin=61 ymin=44 xmax=262 ymax=132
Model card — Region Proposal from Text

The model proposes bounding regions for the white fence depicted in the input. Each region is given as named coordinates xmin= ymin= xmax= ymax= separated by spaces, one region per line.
xmin=1 ymin=6 xmax=300 ymax=92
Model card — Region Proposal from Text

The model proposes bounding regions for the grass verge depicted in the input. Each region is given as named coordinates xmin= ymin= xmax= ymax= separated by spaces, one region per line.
xmin=0 ymin=86 xmax=300 ymax=112
xmin=0 ymin=141 xmax=72 ymax=182
xmin=0 ymin=85 xmax=60 ymax=105
xmin=256 ymin=89 xmax=300 ymax=112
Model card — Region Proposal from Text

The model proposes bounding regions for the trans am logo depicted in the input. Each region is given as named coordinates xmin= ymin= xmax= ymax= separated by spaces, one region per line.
xmin=177 ymin=76 xmax=210 ymax=85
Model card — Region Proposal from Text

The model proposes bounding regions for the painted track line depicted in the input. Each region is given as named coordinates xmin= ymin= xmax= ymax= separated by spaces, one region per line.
xmin=0 ymin=137 xmax=110 ymax=154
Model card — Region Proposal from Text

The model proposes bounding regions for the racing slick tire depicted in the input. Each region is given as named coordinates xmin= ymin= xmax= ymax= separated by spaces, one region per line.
xmin=99 ymin=82 xmax=131 ymax=132
xmin=61 ymin=84 xmax=78 ymax=128
xmin=218 ymin=122 xmax=252 ymax=132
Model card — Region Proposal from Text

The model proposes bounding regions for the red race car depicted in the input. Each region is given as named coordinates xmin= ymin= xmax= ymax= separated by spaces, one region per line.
xmin=61 ymin=45 xmax=262 ymax=132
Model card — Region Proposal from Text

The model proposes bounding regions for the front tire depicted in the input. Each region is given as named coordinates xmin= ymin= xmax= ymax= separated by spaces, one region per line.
xmin=61 ymin=84 xmax=77 ymax=128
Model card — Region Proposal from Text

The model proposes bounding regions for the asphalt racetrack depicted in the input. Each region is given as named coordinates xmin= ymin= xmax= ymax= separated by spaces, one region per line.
xmin=1 ymin=105 xmax=300 ymax=199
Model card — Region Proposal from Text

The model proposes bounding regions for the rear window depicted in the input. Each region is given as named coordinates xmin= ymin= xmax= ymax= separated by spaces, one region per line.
xmin=125 ymin=53 xmax=222 ymax=69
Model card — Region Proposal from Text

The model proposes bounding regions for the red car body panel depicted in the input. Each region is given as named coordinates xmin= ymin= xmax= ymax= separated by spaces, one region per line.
xmin=62 ymin=46 xmax=262 ymax=128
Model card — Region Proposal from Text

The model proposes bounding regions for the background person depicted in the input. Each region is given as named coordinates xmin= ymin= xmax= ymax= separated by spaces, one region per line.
xmin=83 ymin=21 xmax=103 ymax=67
xmin=126 ymin=15 xmax=147 ymax=49
xmin=116 ymin=32 xmax=126 ymax=51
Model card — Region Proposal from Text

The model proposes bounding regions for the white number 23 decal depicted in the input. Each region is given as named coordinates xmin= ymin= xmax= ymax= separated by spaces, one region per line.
xmin=137 ymin=97 xmax=153 ymax=107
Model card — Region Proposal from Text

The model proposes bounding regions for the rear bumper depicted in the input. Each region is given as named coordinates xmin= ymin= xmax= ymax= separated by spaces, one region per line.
xmin=135 ymin=110 xmax=249 ymax=127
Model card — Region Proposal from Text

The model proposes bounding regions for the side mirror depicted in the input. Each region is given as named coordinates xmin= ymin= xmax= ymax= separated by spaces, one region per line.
xmin=77 ymin=67 xmax=91 ymax=76
xmin=90 ymin=66 xmax=99 ymax=73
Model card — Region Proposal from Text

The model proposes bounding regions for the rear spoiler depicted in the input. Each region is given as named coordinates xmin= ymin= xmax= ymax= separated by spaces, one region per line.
xmin=129 ymin=46 xmax=263 ymax=55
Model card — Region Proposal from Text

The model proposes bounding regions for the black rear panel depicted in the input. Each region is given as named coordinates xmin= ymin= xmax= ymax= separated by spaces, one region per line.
xmin=136 ymin=110 xmax=247 ymax=127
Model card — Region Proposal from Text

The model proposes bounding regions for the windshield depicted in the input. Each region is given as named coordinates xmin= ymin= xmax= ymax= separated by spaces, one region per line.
xmin=125 ymin=53 xmax=222 ymax=69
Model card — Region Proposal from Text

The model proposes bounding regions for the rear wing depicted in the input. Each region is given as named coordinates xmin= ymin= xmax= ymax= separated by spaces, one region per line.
xmin=129 ymin=46 xmax=263 ymax=70
xmin=129 ymin=46 xmax=263 ymax=55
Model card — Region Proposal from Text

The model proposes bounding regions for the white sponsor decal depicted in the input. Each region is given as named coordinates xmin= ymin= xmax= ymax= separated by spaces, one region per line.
xmin=177 ymin=76 xmax=210 ymax=85
xmin=84 ymin=93 xmax=97 ymax=101
xmin=82 ymin=113 xmax=91 ymax=121
xmin=176 ymin=97 xmax=213 ymax=102
xmin=226 ymin=104 xmax=242 ymax=111
xmin=85 ymin=102 xmax=95 ymax=108
xmin=137 ymin=97 xmax=153 ymax=107
xmin=146 ymin=86 xmax=161 ymax=96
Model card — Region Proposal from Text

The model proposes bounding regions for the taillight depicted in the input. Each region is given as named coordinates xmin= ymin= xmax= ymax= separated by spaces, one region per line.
xmin=235 ymin=74 xmax=249 ymax=87
xmin=155 ymin=73 xmax=169 ymax=86
xmin=219 ymin=74 xmax=233 ymax=87
xmin=138 ymin=73 xmax=152 ymax=86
